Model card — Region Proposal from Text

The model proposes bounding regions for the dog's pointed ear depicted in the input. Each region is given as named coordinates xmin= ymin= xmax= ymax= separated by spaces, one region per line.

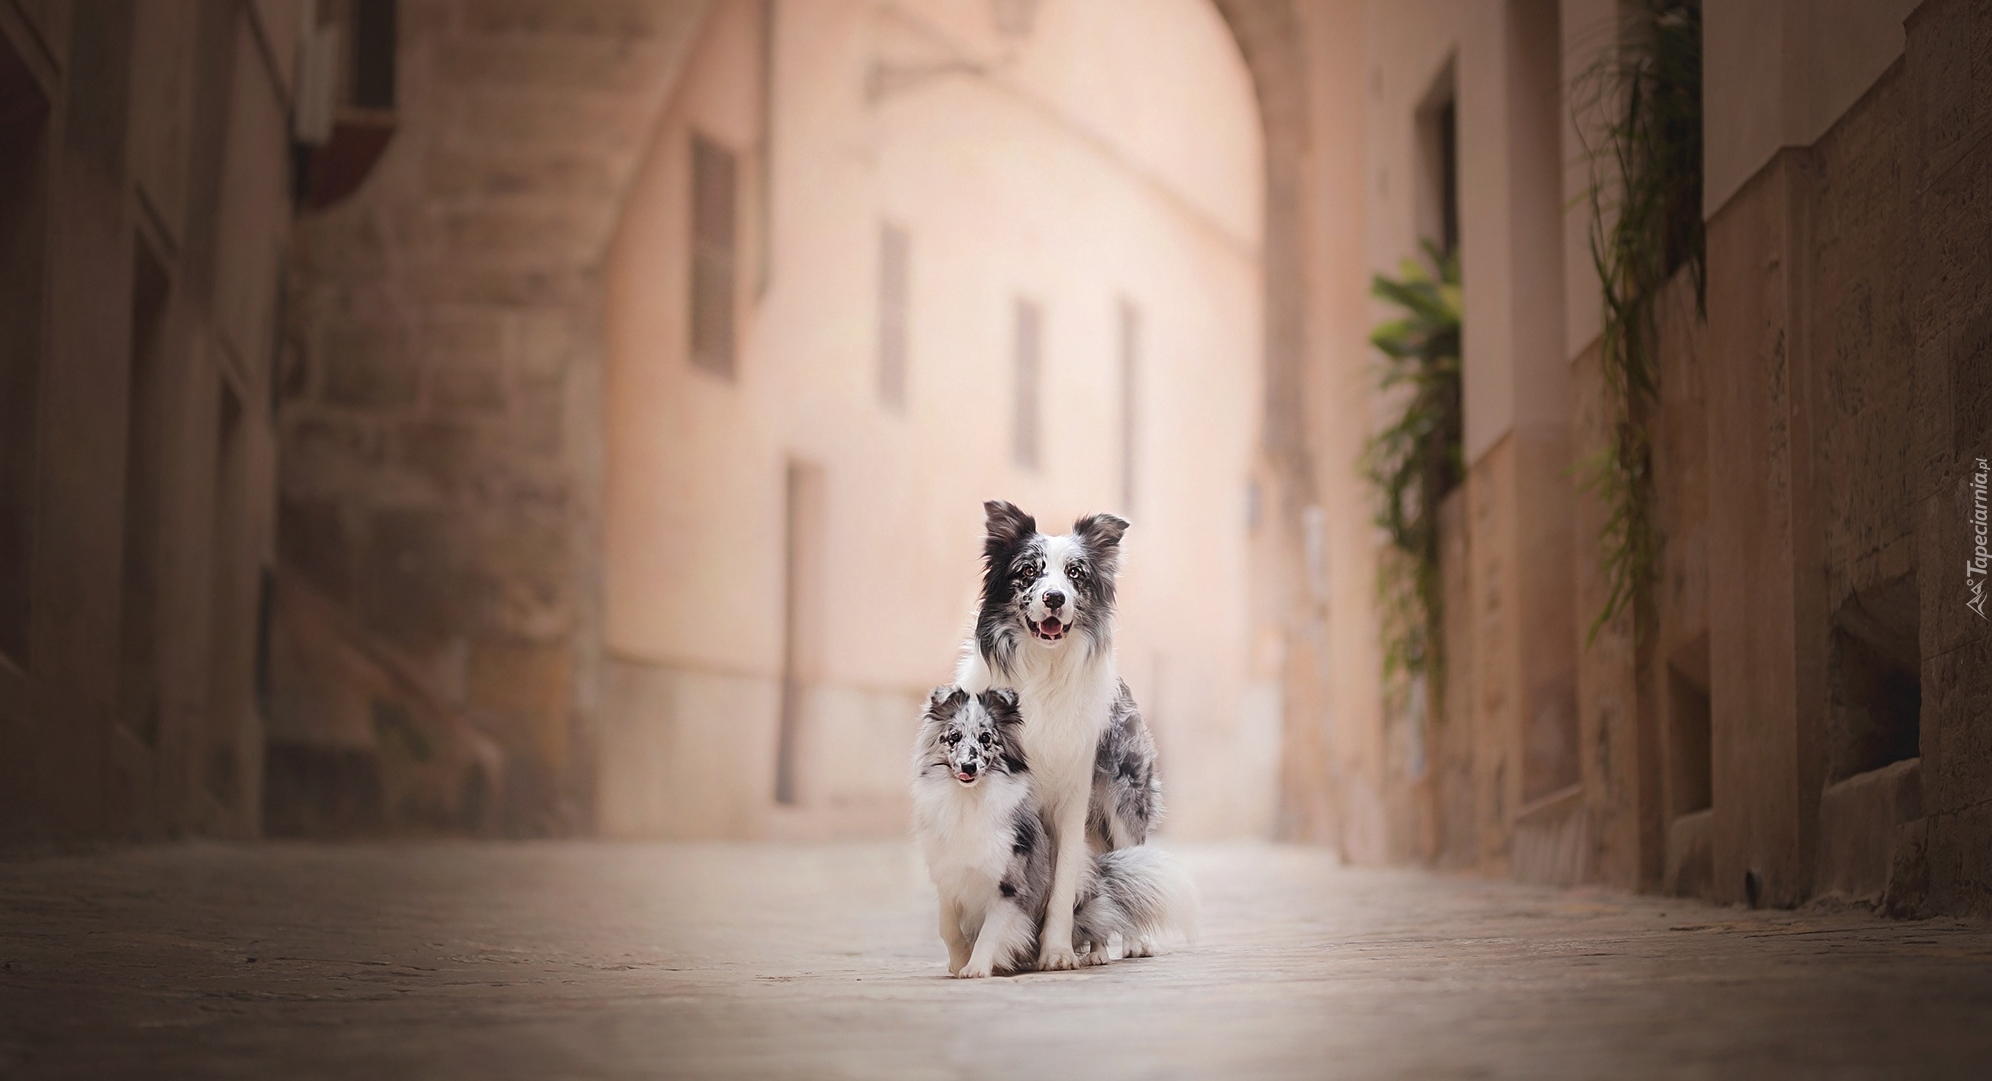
xmin=984 ymin=687 xmax=1022 ymax=724
xmin=983 ymin=500 xmax=1037 ymax=548
xmin=928 ymin=685 xmax=966 ymax=712
xmin=1073 ymin=513 xmax=1131 ymax=551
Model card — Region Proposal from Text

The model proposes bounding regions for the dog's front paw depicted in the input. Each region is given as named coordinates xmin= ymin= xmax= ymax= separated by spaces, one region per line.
xmin=1125 ymin=934 xmax=1157 ymax=958
xmin=1081 ymin=945 xmax=1111 ymax=967
xmin=1038 ymin=945 xmax=1079 ymax=971
xmin=955 ymin=960 xmax=993 ymax=979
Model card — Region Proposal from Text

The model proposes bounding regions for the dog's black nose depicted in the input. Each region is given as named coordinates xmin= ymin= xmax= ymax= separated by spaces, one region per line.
xmin=1043 ymin=590 xmax=1065 ymax=611
xmin=960 ymin=761 xmax=977 ymax=775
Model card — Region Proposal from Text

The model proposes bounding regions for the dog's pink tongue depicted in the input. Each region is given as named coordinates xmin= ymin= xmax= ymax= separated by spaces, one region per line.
xmin=1041 ymin=618 xmax=1062 ymax=634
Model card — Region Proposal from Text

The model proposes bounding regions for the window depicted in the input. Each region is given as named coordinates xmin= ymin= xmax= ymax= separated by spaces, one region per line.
xmin=0 ymin=33 xmax=50 ymax=665
xmin=1118 ymin=298 xmax=1140 ymax=512
xmin=1827 ymin=577 xmax=1922 ymax=783
xmin=1668 ymin=656 xmax=1712 ymax=815
xmin=350 ymin=0 xmax=397 ymax=110
xmin=1012 ymin=299 xmax=1041 ymax=469
xmin=877 ymin=222 xmax=909 ymax=409
xmin=690 ymin=133 xmax=739 ymax=378
xmin=118 ymin=239 xmax=171 ymax=745
xmin=1415 ymin=60 xmax=1459 ymax=258
xmin=1436 ymin=98 xmax=1458 ymax=256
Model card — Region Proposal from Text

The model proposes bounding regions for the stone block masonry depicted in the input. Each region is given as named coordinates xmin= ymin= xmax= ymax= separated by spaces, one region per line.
xmin=273 ymin=0 xmax=710 ymax=836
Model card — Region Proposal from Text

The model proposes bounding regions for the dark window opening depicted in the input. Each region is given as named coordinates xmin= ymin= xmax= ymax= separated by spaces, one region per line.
xmin=1012 ymin=299 xmax=1041 ymax=470
xmin=118 ymin=238 xmax=172 ymax=747
xmin=1827 ymin=577 xmax=1921 ymax=783
xmin=1436 ymin=99 xmax=1459 ymax=257
xmin=253 ymin=566 xmax=275 ymax=720
xmin=690 ymin=134 xmax=739 ymax=378
xmin=1668 ymin=649 xmax=1712 ymax=815
xmin=877 ymin=222 xmax=909 ymax=409
xmin=206 ymin=384 xmax=248 ymax=808
xmin=0 ymin=33 xmax=50 ymax=666
xmin=350 ymin=0 xmax=397 ymax=110
xmin=65 ymin=0 xmax=136 ymax=178
xmin=1415 ymin=60 xmax=1459 ymax=259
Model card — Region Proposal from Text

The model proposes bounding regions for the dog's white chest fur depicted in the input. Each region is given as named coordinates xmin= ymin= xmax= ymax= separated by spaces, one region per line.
xmin=913 ymin=771 xmax=1027 ymax=921
xmin=961 ymin=639 xmax=1116 ymax=816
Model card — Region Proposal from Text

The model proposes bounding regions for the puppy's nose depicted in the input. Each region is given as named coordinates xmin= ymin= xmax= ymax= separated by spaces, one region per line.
xmin=960 ymin=761 xmax=978 ymax=776
xmin=1043 ymin=590 xmax=1066 ymax=611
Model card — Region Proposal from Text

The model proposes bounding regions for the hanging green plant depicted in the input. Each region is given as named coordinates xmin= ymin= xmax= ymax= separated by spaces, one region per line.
xmin=1363 ymin=242 xmax=1463 ymax=701
xmin=1574 ymin=0 xmax=1704 ymax=645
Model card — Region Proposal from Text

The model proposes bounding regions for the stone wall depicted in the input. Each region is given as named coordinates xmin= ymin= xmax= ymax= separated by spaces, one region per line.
xmin=1395 ymin=0 xmax=1992 ymax=918
xmin=273 ymin=0 xmax=707 ymax=835
xmin=1904 ymin=0 xmax=1992 ymax=917
xmin=1540 ymin=0 xmax=1991 ymax=915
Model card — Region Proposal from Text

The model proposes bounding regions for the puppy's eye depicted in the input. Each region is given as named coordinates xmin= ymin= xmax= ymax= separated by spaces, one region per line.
xmin=1067 ymin=561 xmax=1087 ymax=580
xmin=943 ymin=732 xmax=960 ymax=745
xmin=978 ymin=732 xmax=992 ymax=746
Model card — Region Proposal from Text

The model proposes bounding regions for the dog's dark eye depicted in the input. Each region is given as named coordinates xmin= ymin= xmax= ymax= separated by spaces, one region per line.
xmin=943 ymin=732 xmax=960 ymax=745
xmin=978 ymin=732 xmax=992 ymax=746
xmin=1067 ymin=561 xmax=1088 ymax=580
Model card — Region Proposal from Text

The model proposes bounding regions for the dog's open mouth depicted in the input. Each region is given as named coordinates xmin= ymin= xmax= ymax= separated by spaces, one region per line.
xmin=1033 ymin=617 xmax=1066 ymax=642
xmin=954 ymin=770 xmax=977 ymax=784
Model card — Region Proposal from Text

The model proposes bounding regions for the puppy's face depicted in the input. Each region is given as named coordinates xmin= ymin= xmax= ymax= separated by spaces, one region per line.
xmin=919 ymin=687 xmax=1025 ymax=786
xmin=980 ymin=501 xmax=1128 ymax=652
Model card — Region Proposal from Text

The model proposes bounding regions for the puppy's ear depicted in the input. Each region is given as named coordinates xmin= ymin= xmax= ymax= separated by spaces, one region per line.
xmin=983 ymin=500 xmax=1037 ymax=548
xmin=983 ymin=687 xmax=1023 ymax=726
xmin=1073 ymin=513 xmax=1131 ymax=552
xmin=927 ymin=685 xmax=966 ymax=714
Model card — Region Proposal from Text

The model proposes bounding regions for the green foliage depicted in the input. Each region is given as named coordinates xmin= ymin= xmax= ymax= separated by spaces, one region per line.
xmin=1574 ymin=0 xmax=1704 ymax=645
xmin=1363 ymin=242 xmax=1463 ymax=698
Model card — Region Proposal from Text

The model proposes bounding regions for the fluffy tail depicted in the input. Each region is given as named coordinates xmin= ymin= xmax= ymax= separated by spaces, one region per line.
xmin=1078 ymin=845 xmax=1200 ymax=950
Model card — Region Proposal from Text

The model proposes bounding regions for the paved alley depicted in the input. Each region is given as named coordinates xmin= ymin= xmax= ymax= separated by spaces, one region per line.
xmin=2 ymin=841 xmax=1989 ymax=1079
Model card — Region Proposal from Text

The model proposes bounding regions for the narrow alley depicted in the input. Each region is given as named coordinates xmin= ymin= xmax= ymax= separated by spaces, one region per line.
xmin=6 ymin=0 xmax=1992 ymax=1075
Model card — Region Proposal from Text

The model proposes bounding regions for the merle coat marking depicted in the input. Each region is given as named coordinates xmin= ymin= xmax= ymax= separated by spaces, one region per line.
xmin=954 ymin=500 xmax=1167 ymax=968
xmin=911 ymin=687 xmax=1195 ymax=977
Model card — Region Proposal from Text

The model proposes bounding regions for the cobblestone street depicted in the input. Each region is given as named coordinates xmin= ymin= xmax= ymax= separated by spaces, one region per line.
xmin=2 ymin=842 xmax=1990 ymax=1078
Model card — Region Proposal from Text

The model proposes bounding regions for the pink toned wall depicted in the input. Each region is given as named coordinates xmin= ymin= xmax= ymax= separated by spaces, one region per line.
xmin=600 ymin=0 xmax=1269 ymax=840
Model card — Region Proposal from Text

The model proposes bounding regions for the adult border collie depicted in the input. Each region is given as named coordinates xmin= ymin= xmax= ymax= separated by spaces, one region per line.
xmin=954 ymin=500 xmax=1163 ymax=970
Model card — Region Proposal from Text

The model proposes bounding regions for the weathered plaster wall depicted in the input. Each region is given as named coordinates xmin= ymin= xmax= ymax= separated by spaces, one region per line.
xmin=599 ymin=0 xmax=1268 ymax=840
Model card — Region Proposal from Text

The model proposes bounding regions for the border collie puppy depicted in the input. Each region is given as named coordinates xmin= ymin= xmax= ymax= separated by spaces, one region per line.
xmin=911 ymin=687 xmax=1195 ymax=978
xmin=954 ymin=500 xmax=1164 ymax=969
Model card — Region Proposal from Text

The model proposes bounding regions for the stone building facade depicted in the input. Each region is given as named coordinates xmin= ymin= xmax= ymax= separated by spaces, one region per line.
xmin=1337 ymin=0 xmax=1992 ymax=918
xmin=5 ymin=0 xmax=1987 ymax=918
xmin=269 ymin=0 xmax=709 ymax=836
xmin=0 ymin=0 xmax=303 ymax=845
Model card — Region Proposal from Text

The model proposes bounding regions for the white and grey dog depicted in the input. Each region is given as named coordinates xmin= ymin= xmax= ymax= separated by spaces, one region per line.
xmin=953 ymin=500 xmax=1170 ymax=970
xmin=911 ymin=686 xmax=1196 ymax=978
